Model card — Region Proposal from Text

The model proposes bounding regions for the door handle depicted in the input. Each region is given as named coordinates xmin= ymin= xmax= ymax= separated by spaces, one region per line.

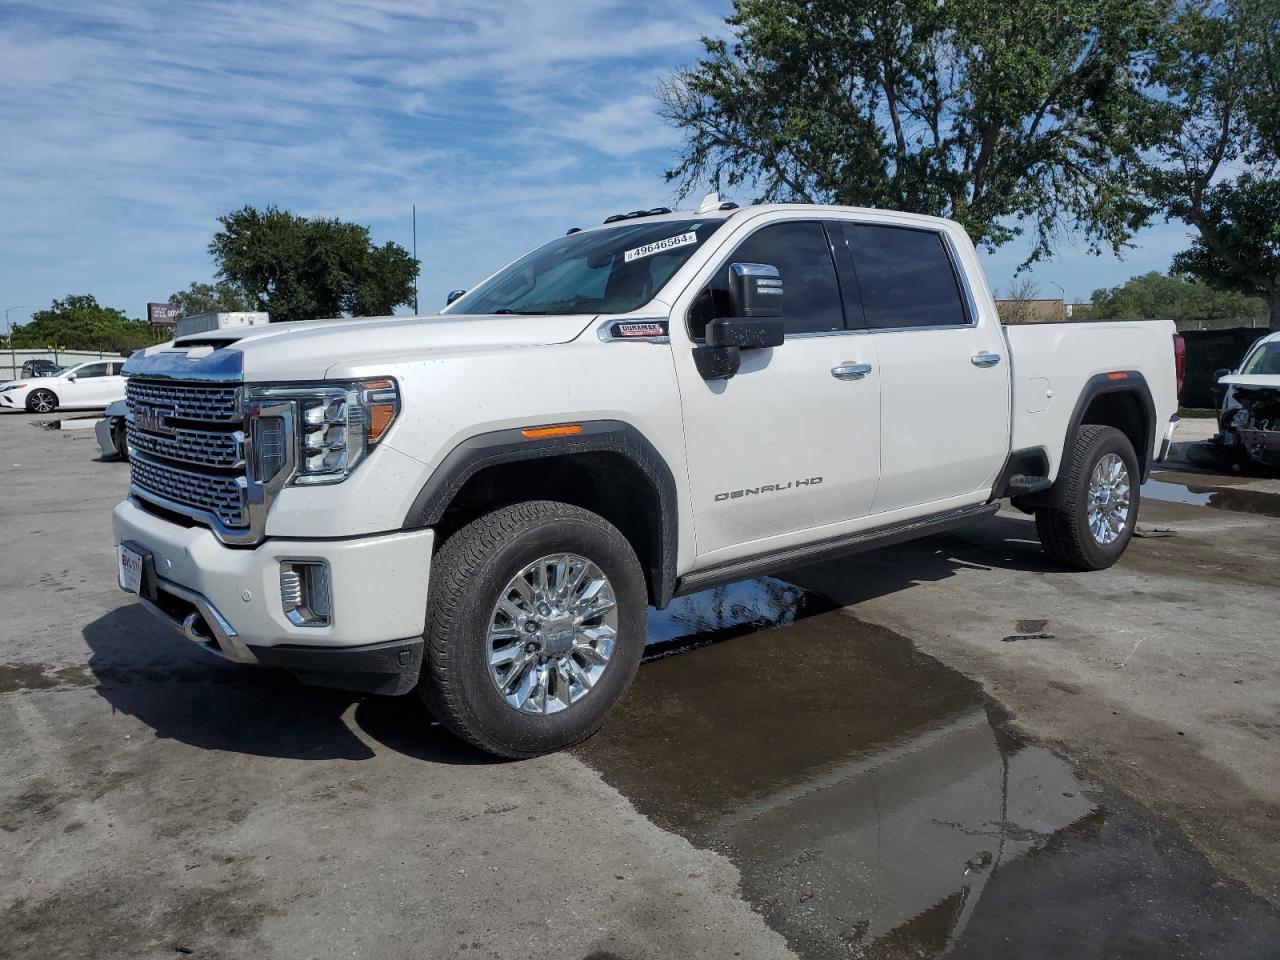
xmin=971 ymin=352 xmax=1002 ymax=368
xmin=831 ymin=362 xmax=873 ymax=381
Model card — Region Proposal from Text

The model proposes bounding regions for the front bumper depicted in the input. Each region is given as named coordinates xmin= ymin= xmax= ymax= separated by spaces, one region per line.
xmin=1237 ymin=427 xmax=1280 ymax=467
xmin=0 ymin=392 xmax=18 ymax=408
xmin=112 ymin=497 xmax=434 ymax=693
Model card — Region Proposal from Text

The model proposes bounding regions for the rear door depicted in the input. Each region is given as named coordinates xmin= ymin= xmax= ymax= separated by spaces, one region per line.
xmin=105 ymin=361 xmax=127 ymax=402
xmin=670 ymin=218 xmax=882 ymax=563
xmin=836 ymin=222 xmax=1010 ymax=515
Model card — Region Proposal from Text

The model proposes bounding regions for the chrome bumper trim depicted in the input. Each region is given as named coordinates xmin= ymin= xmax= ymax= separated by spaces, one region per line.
xmin=138 ymin=577 xmax=259 ymax=664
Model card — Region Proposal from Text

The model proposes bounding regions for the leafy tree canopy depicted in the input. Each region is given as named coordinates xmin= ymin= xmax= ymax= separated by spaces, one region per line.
xmin=210 ymin=206 xmax=419 ymax=324
xmin=1143 ymin=0 xmax=1280 ymax=329
xmin=1170 ymin=175 xmax=1280 ymax=324
xmin=1076 ymin=270 xmax=1267 ymax=326
xmin=659 ymin=0 xmax=1165 ymax=266
xmin=168 ymin=280 xmax=255 ymax=317
xmin=12 ymin=295 xmax=155 ymax=352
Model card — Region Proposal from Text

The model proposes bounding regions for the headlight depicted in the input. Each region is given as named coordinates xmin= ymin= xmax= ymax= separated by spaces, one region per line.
xmin=245 ymin=379 xmax=400 ymax=485
xmin=1 ymin=383 xmax=27 ymax=392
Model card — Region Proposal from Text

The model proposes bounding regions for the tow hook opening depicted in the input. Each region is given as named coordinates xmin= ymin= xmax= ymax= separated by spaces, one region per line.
xmin=181 ymin=611 xmax=214 ymax=645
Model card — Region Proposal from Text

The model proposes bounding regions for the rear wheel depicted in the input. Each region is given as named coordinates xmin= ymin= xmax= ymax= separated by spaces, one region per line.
xmin=420 ymin=500 xmax=646 ymax=758
xmin=1035 ymin=425 xmax=1140 ymax=570
xmin=26 ymin=389 xmax=57 ymax=413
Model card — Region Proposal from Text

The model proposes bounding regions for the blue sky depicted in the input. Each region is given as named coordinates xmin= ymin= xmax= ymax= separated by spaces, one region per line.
xmin=0 ymin=0 xmax=1197 ymax=327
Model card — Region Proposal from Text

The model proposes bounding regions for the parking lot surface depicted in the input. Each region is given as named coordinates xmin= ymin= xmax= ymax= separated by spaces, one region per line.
xmin=3 ymin=411 xmax=1279 ymax=959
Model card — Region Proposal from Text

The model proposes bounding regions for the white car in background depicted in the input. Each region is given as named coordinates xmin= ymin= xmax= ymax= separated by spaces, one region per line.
xmin=1215 ymin=330 xmax=1280 ymax=470
xmin=0 ymin=360 xmax=127 ymax=413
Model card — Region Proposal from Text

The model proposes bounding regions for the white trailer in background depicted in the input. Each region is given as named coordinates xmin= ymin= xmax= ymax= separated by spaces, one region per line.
xmin=173 ymin=312 xmax=270 ymax=339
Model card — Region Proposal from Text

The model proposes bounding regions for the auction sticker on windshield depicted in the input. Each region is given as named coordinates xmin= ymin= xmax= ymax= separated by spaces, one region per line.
xmin=624 ymin=232 xmax=697 ymax=263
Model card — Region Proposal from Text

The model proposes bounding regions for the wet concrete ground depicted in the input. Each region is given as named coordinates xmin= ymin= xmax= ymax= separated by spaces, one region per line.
xmin=3 ymin=411 xmax=1280 ymax=959
xmin=581 ymin=581 xmax=1280 ymax=959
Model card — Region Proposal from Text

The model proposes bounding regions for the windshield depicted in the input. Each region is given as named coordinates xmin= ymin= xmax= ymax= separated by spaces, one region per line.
xmin=1240 ymin=341 xmax=1280 ymax=376
xmin=447 ymin=218 xmax=724 ymax=315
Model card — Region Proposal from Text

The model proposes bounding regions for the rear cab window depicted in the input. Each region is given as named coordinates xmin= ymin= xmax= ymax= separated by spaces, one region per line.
xmin=839 ymin=224 xmax=970 ymax=330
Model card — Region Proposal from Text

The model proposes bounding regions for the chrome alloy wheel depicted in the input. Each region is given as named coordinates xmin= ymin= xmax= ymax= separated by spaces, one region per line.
xmin=487 ymin=553 xmax=618 ymax=715
xmin=1087 ymin=452 xmax=1131 ymax=545
xmin=30 ymin=391 xmax=55 ymax=413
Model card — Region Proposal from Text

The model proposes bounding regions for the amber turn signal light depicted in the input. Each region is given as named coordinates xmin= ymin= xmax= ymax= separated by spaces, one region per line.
xmin=362 ymin=379 xmax=400 ymax=441
xmin=521 ymin=424 xmax=583 ymax=440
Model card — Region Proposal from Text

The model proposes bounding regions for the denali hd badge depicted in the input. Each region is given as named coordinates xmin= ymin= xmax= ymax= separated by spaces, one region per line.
xmin=715 ymin=477 xmax=822 ymax=501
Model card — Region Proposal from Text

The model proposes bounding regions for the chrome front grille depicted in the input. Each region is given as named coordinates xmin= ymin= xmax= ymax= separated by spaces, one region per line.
xmin=125 ymin=379 xmax=239 ymax=422
xmin=127 ymin=423 xmax=242 ymax=469
xmin=126 ymin=377 xmax=248 ymax=533
xmin=129 ymin=454 xmax=246 ymax=528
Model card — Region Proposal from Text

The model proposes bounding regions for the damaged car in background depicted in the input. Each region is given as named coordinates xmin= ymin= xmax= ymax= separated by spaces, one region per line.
xmin=1215 ymin=331 xmax=1280 ymax=471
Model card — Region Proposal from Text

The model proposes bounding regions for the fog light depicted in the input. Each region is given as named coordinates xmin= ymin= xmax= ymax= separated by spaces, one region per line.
xmin=280 ymin=560 xmax=331 ymax=627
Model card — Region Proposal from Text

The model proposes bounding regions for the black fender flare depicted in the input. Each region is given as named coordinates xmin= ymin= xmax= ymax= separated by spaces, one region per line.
xmin=402 ymin=420 xmax=679 ymax=607
xmin=1022 ymin=371 xmax=1157 ymax=509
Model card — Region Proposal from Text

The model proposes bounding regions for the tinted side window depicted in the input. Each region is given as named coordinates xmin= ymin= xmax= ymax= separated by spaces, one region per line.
xmin=75 ymin=363 xmax=110 ymax=378
xmin=844 ymin=225 xmax=968 ymax=329
xmin=688 ymin=221 xmax=845 ymax=338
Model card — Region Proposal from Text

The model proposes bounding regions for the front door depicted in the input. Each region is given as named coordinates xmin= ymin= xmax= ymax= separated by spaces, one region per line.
xmin=670 ymin=219 xmax=882 ymax=564
xmin=60 ymin=362 xmax=114 ymax=407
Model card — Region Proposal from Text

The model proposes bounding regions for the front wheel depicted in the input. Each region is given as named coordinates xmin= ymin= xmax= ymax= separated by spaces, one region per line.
xmin=420 ymin=501 xmax=647 ymax=758
xmin=1035 ymin=425 xmax=1140 ymax=570
xmin=26 ymin=389 xmax=57 ymax=413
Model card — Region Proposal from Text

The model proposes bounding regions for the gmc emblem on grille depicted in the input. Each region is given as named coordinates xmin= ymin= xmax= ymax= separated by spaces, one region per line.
xmin=136 ymin=402 xmax=178 ymax=436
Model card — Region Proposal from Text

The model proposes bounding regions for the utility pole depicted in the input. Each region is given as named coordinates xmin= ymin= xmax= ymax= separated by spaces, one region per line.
xmin=412 ymin=205 xmax=419 ymax=315
xmin=4 ymin=305 xmax=27 ymax=381
xmin=1050 ymin=281 xmax=1067 ymax=318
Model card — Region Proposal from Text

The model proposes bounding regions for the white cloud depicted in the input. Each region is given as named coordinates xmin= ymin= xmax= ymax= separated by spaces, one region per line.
xmin=0 ymin=0 xmax=727 ymax=315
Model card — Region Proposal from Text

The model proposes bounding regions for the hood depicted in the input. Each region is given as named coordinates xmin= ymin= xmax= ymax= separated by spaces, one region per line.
xmin=129 ymin=312 xmax=597 ymax=382
xmin=1220 ymin=374 xmax=1280 ymax=390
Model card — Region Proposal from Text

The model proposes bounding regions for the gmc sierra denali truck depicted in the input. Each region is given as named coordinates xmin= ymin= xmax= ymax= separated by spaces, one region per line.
xmin=113 ymin=199 xmax=1183 ymax=757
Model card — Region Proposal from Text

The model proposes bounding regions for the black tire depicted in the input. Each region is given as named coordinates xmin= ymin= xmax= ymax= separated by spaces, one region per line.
xmin=111 ymin=418 xmax=129 ymax=461
xmin=420 ymin=500 xmax=646 ymax=758
xmin=1035 ymin=425 xmax=1141 ymax=571
xmin=26 ymin=389 xmax=58 ymax=413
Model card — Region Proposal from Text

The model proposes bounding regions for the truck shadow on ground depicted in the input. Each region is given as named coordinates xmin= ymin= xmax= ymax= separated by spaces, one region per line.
xmin=80 ymin=604 xmax=490 ymax=764
xmin=78 ymin=513 xmax=1054 ymax=766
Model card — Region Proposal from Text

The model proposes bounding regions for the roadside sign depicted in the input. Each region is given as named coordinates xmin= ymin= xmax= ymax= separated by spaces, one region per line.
xmin=148 ymin=302 xmax=179 ymax=326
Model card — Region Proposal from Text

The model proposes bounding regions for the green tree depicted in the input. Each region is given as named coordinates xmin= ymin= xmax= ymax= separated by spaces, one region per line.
xmin=1143 ymin=0 xmax=1280 ymax=330
xmin=1076 ymin=270 xmax=1266 ymax=327
xmin=13 ymin=295 xmax=155 ymax=352
xmin=658 ymin=0 xmax=1164 ymax=266
xmin=168 ymin=280 xmax=254 ymax=317
xmin=1170 ymin=176 xmax=1280 ymax=329
xmin=209 ymin=206 xmax=419 ymax=324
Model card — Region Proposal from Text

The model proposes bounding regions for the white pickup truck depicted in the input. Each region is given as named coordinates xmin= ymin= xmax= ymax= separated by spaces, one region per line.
xmin=112 ymin=200 xmax=1182 ymax=757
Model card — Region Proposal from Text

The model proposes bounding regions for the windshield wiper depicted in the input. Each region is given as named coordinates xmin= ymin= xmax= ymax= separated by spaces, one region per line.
xmin=492 ymin=308 xmax=547 ymax=315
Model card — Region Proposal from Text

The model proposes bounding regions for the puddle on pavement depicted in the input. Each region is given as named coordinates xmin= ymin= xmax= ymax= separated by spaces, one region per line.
xmin=1142 ymin=477 xmax=1280 ymax=518
xmin=576 ymin=579 xmax=1280 ymax=959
